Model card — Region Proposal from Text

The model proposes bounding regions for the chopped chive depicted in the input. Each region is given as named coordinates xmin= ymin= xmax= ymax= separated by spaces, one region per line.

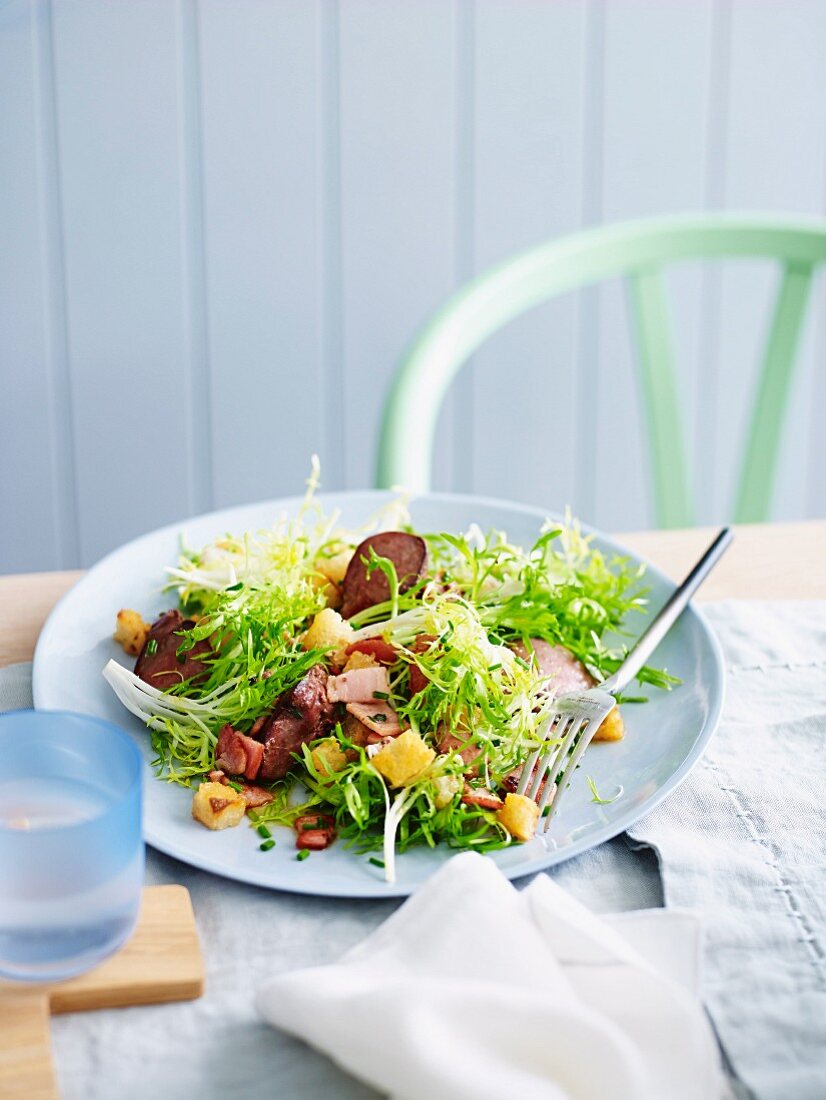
xmin=372 ymin=691 xmax=389 ymax=700
xmin=256 ymin=824 xmax=271 ymax=838
xmin=226 ymin=582 xmax=243 ymax=592
xmin=226 ymin=780 xmax=243 ymax=793
xmin=259 ymin=839 xmax=275 ymax=851
xmin=301 ymin=820 xmax=319 ymax=831
xmin=368 ymin=857 xmax=385 ymax=868
xmin=488 ymin=662 xmax=501 ymax=672
xmin=145 ymin=638 xmax=158 ymax=656
xmin=370 ymin=713 xmax=387 ymax=723
xmin=296 ymin=848 xmax=310 ymax=861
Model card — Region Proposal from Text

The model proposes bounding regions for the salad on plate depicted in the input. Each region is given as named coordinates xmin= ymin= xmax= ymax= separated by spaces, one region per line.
xmin=103 ymin=465 xmax=674 ymax=882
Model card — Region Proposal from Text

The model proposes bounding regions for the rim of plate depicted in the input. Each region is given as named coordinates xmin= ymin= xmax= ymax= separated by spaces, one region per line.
xmin=32 ymin=489 xmax=726 ymax=897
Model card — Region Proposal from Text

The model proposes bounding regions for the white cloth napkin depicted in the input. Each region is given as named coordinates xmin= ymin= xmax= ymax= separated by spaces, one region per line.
xmin=257 ymin=851 xmax=726 ymax=1100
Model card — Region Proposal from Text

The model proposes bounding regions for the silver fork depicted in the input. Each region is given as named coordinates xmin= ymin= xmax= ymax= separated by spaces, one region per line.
xmin=517 ymin=526 xmax=734 ymax=831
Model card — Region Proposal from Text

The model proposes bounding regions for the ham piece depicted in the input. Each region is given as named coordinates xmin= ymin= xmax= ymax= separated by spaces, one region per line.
xmin=511 ymin=638 xmax=596 ymax=696
xmin=345 ymin=701 xmax=405 ymax=738
xmin=327 ymin=666 xmax=391 ymax=704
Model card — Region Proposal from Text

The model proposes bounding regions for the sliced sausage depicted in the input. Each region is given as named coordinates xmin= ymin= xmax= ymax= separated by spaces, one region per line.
xmin=339 ymin=532 xmax=428 ymax=619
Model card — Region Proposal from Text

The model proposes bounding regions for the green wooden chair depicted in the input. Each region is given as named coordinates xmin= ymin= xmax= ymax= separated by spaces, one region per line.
xmin=376 ymin=213 xmax=826 ymax=527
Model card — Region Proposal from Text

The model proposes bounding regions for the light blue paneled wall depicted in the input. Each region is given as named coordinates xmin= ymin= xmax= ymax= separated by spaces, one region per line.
xmin=2 ymin=0 xmax=825 ymax=573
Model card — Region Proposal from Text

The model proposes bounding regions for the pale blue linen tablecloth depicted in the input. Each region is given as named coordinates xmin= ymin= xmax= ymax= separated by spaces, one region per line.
xmin=3 ymin=601 xmax=824 ymax=1099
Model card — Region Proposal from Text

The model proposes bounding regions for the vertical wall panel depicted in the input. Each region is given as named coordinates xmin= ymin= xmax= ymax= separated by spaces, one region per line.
xmin=2 ymin=0 xmax=825 ymax=574
xmin=0 ymin=0 xmax=67 ymax=572
xmin=469 ymin=0 xmax=589 ymax=516
xmin=198 ymin=0 xmax=325 ymax=507
xmin=711 ymin=0 xmax=826 ymax=522
xmin=50 ymin=0 xmax=194 ymax=563
xmin=593 ymin=0 xmax=714 ymax=532
xmin=337 ymin=0 xmax=457 ymax=491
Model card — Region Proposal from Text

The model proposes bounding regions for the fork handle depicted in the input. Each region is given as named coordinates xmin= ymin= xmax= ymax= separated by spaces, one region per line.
xmin=600 ymin=527 xmax=733 ymax=696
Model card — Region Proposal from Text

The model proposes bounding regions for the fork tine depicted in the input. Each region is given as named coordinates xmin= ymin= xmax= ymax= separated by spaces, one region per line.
xmin=532 ymin=714 xmax=583 ymax=804
xmin=516 ymin=748 xmax=540 ymax=796
xmin=516 ymin=709 xmax=559 ymax=797
xmin=542 ymin=716 xmax=602 ymax=832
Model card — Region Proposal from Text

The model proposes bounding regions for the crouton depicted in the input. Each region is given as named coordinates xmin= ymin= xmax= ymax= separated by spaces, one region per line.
xmin=433 ymin=774 xmax=462 ymax=809
xmin=310 ymin=737 xmax=349 ymax=776
xmin=497 ymin=793 xmax=540 ymax=842
xmin=317 ymin=548 xmax=352 ymax=586
xmin=343 ymin=649 xmax=378 ymax=672
xmin=312 ymin=549 xmax=354 ymax=609
xmin=114 ymin=609 xmax=150 ymax=656
xmin=593 ymin=706 xmax=625 ymax=742
xmin=372 ymin=729 xmax=435 ymax=787
xmin=192 ymin=781 xmax=246 ymax=830
xmin=301 ymin=608 xmax=355 ymax=663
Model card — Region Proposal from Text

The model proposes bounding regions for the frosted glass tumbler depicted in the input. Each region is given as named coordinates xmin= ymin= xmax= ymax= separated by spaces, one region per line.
xmin=0 ymin=710 xmax=144 ymax=982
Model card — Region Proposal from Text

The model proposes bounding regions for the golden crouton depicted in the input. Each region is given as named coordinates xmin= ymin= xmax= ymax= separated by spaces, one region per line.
xmin=192 ymin=781 xmax=246 ymax=830
xmin=343 ymin=650 xmax=378 ymax=672
xmin=317 ymin=549 xmax=352 ymax=586
xmin=432 ymin=774 xmax=462 ymax=809
xmin=301 ymin=608 xmax=355 ymax=662
xmin=373 ymin=730 xmax=435 ymax=787
xmin=310 ymin=737 xmax=348 ymax=776
xmin=311 ymin=549 xmax=354 ymax=609
xmin=497 ymin=793 xmax=540 ymax=842
xmin=114 ymin=609 xmax=150 ymax=656
xmin=593 ymin=706 xmax=625 ymax=742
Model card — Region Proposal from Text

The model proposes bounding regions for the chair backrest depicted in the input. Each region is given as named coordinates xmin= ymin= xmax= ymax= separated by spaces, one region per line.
xmin=375 ymin=213 xmax=826 ymax=527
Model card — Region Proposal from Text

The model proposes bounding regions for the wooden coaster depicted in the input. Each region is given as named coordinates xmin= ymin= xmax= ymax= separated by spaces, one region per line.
xmin=0 ymin=885 xmax=204 ymax=1100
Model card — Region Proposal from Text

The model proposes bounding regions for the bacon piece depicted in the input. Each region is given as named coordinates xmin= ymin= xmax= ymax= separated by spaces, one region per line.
xmin=437 ymin=727 xmax=481 ymax=771
xmin=345 ymin=638 xmax=398 ymax=665
xmin=345 ymin=701 xmax=405 ymax=738
xmin=209 ymin=769 xmax=228 ymax=785
xmin=408 ymin=634 xmax=437 ymax=696
xmin=215 ymin=724 xmax=264 ymax=781
xmin=209 ymin=796 xmax=234 ymax=814
xmin=294 ymin=813 xmax=336 ymax=850
xmin=502 ymin=765 xmax=550 ymax=803
xmin=511 ymin=639 xmax=595 ymax=696
xmin=461 ymin=785 xmax=504 ymax=811
xmin=240 ymin=783 xmax=274 ymax=809
xmin=327 ymin=666 xmax=391 ymax=704
xmin=408 ymin=665 xmax=429 ymax=696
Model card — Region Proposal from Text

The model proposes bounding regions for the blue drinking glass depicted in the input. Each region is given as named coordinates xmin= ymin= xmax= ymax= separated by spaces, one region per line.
xmin=0 ymin=710 xmax=144 ymax=982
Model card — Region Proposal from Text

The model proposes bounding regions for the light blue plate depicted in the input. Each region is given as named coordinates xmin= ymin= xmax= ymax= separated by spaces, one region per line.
xmin=33 ymin=492 xmax=724 ymax=898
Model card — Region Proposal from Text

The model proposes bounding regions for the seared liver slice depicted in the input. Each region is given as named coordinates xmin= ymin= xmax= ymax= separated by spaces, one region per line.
xmin=257 ymin=665 xmax=336 ymax=781
xmin=134 ymin=609 xmax=212 ymax=691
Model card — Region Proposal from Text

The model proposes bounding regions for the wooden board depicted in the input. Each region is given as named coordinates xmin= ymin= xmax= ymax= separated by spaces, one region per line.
xmin=0 ymin=885 xmax=203 ymax=1099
